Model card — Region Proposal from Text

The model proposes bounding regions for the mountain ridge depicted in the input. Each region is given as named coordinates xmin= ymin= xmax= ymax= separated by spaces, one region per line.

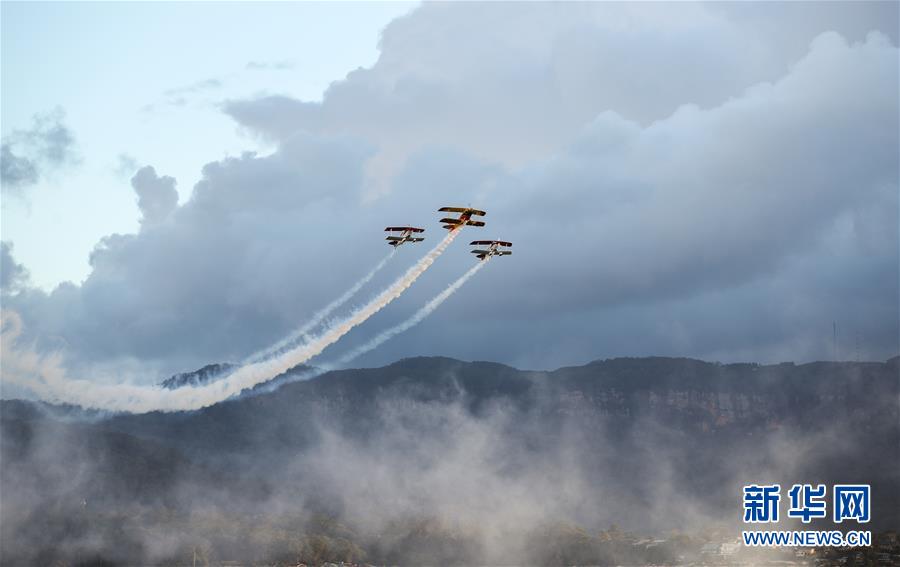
xmin=4 ymin=354 xmax=898 ymax=419
xmin=2 ymin=355 xmax=897 ymax=565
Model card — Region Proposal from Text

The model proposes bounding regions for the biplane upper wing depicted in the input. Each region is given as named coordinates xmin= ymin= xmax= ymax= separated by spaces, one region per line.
xmin=438 ymin=207 xmax=486 ymax=216
xmin=385 ymin=226 xmax=425 ymax=232
xmin=470 ymin=240 xmax=511 ymax=246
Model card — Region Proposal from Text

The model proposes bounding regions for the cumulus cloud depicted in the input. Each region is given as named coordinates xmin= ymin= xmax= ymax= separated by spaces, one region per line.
xmin=498 ymin=31 xmax=898 ymax=307
xmin=131 ymin=166 xmax=179 ymax=226
xmin=0 ymin=144 xmax=39 ymax=188
xmin=357 ymin=30 xmax=899 ymax=368
xmin=5 ymin=132 xmax=375 ymax=375
xmin=224 ymin=3 xmax=898 ymax=197
xmin=1 ymin=243 xmax=30 ymax=293
xmin=2 ymin=3 xmax=897 ymax=383
xmin=0 ymin=107 xmax=78 ymax=192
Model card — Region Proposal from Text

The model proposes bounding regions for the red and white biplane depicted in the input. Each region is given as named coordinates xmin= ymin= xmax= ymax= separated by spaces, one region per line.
xmin=384 ymin=226 xmax=425 ymax=247
xmin=469 ymin=240 xmax=512 ymax=261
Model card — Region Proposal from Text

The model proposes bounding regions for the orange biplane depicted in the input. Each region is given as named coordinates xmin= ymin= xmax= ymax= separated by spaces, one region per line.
xmin=438 ymin=207 xmax=486 ymax=230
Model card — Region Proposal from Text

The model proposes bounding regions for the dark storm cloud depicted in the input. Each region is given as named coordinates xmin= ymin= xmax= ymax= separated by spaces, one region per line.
xmin=326 ymin=30 xmax=898 ymax=369
xmin=2 ymin=3 xmax=897 ymax=380
xmin=0 ymin=107 xmax=78 ymax=192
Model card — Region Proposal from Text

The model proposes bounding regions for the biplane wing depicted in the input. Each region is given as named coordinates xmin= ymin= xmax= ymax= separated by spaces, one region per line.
xmin=438 ymin=207 xmax=486 ymax=216
xmin=441 ymin=218 xmax=484 ymax=226
xmin=384 ymin=226 xmax=425 ymax=232
xmin=441 ymin=218 xmax=486 ymax=226
xmin=384 ymin=226 xmax=425 ymax=247
xmin=469 ymin=238 xmax=512 ymax=260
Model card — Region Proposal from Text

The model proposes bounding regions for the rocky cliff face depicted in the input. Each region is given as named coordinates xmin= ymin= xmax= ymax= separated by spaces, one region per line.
xmin=159 ymin=362 xmax=237 ymax=389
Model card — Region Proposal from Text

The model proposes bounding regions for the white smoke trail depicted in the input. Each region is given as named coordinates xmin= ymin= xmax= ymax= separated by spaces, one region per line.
xmin=242 ymin=250 xmax=394 ymax=364
xmin=2 ymin=230 xmax=460 ymax=413
xmin=1 ymin=310 xmax=184 ymax=413
xmin=253 ymin=260 xmax=487 ymax=394
xmin=334 ymin=260 xmax=486 ymax=366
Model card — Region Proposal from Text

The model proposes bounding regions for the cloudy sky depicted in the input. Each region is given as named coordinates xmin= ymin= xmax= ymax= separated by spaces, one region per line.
xmin=2 ymin=2 xmax=897 ymax=383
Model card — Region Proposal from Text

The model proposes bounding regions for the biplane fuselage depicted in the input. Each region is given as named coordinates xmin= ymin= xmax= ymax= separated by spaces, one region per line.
xmin=470 ymin=239 xmax=512 ymax=261
xmin=385 ymin=226 xmax=425 ymax=247
xmin=438 ymin=206 xmax=486 ymax=230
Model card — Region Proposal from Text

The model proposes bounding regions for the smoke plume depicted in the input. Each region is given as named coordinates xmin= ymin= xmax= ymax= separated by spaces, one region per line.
xmin=337 ymin=260 xmax=486 ymax=365
xmin=255 ymin=259 xmax=488 ymax=393
xmin=1 ymin=230 xmax=461 ymax=413
xmin=243 ymin=250 xmax=395 ymax=364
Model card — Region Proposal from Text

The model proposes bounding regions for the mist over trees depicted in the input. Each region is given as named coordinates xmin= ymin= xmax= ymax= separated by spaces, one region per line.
xmin=2 ymin=356 xmax=897 ymax=565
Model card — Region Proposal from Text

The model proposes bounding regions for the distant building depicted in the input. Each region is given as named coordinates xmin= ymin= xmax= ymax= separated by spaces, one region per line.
xmin=700 ymin=541 xmax=740 ymax=557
